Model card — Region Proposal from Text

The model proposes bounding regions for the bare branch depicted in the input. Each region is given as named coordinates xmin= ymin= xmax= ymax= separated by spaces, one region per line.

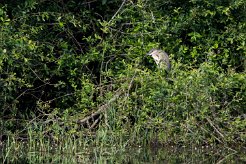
xmin=109 ymin=0 xmax=127 ymax=23
xmin=77 ymin=89 xmax=123 ymax=125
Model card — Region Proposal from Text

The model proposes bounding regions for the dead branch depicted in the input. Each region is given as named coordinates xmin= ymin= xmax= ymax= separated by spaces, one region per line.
xmin=206 ymin=117 xmax=225 ymax=140
xmin=77 ymin=89 xmax=123 ymax=125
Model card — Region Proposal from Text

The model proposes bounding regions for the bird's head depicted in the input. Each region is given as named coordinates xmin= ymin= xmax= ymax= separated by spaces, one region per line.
xmin=147 ymin=48 xmax=171 ymax=71
xmin=147 ymin=48 xmax=162 ymax=63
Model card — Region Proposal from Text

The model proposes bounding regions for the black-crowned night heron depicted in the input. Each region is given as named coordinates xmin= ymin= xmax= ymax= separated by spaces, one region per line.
xmin=147 ymin=48 xmax=171 ymax=71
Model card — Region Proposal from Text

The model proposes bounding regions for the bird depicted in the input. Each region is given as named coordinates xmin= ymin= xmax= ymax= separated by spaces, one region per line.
xmin=147 ymin=48 xmax=171 ymax=71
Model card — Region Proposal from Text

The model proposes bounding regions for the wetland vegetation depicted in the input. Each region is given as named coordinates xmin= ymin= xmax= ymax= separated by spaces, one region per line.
xmin=0 ymin=0 xmax=245 ymax=162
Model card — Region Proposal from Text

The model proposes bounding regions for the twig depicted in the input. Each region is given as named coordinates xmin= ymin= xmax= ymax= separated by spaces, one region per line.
xmin=216 ymin=152 xmax=237 ymax=164
xmin=89 ymin=115 xmax=102 ymax=129
xmin=29 ymin=67 xmax=50 ymax=84
xmin=206 ymin=117 xmax=225 ymax=139
xmin=127 ymin=71 xmax=137 ymax=97
xmin=109 ymin=0 xmax=127 ymax=23
xmin=77 ymin=89 xmax=122 ymax=125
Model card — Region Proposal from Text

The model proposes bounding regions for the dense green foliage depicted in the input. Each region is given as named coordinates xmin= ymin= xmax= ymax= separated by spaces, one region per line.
xmin=1 ymin=0 xmax=245 ymax=147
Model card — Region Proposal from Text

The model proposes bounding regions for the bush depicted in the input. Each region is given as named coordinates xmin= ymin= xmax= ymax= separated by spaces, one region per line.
xmin=1 ymin=0 xmax=245 ymax=146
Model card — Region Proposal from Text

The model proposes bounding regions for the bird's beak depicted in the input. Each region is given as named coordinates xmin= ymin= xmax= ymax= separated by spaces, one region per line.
xmin=144 ymin=52 xmax=151 ymax=57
